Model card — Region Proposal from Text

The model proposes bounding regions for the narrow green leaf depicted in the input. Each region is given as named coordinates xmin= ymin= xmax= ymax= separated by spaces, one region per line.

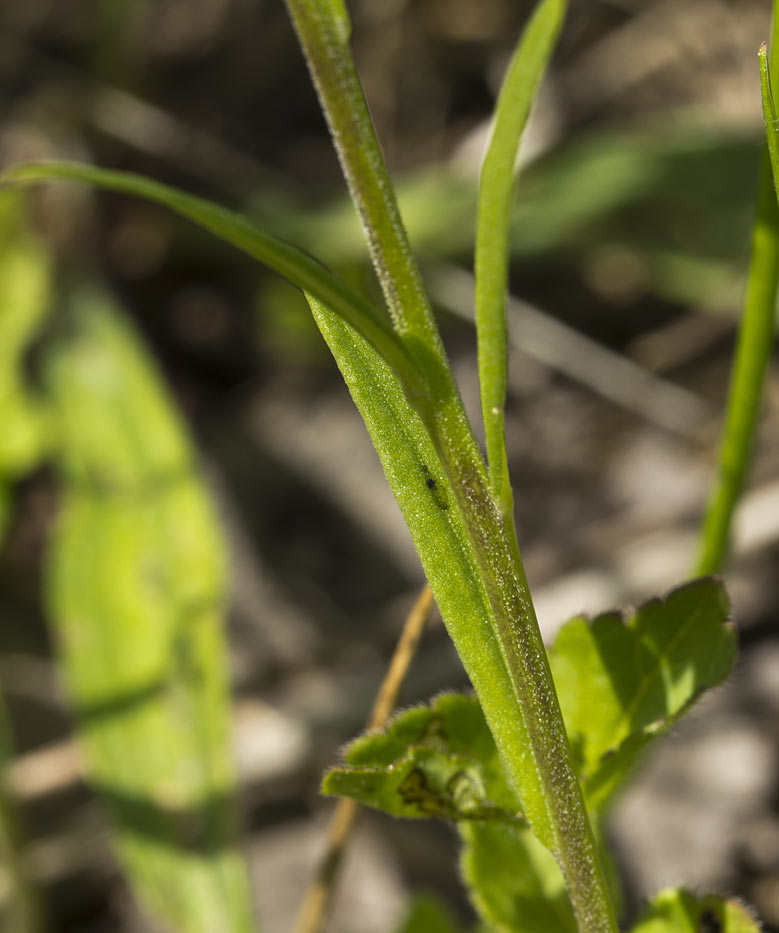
xmin=550 ymin=577 xmax=736 ymax=812
xmin=0 ymin=161 xmax=424 ymax=400
xmin=44 ymin=291 xmax=254 ymax=933
xmin=306 ymin=295 xmax=562 ymax=847
xmin=323 ymin=694 xmax=524 ymax=822
xmin=461 ymin=822 xmax=576 ymax=933
xmin=630 ymin=888 xmax=760 ymax=933
xmin=475 ymin=0 xmax=566 ymax=510
xmin=393 ymin=895 xmax=464 ymax=933
xmin=695 ymin=44 xmax=779 ymax=573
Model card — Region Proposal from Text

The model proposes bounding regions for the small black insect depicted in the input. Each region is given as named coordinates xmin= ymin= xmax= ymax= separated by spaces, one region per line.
xmin=421 ymin=464 xmax=448 ymax=507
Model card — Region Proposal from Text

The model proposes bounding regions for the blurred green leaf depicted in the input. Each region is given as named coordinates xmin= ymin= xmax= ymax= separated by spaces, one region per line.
xmin=393 ymin=894 xmax=464 ymax=933
xmin=0 ymin=193 xmax=52 ymax=480
xmin=461 ymin=822 xmax=576 ymax=933
xmin=323 ymin=694 xmax=523 ymax=822
xmin=550 ymin=577 xmax=735 ymax=812
xmin=44 ymin=291 xmax=254 ymax=933
xmin=630 ymin=888 xmax=760 ymax=933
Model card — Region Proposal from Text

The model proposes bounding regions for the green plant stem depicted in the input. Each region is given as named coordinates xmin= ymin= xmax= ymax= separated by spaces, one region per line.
xmin=285 ymin=3 xmax=617 ymax=930
xmin=281 ymin=0 xmax=442 ymax=351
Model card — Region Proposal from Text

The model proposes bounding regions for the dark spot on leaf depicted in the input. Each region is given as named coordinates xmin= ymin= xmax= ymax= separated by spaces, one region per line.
xmin=698 ymin=908 xmax=722 ymax=933
xmin=421 ymin=465 xmax=448 ymax=509
xmin=398 ymin=768 xmax=445 ymax=816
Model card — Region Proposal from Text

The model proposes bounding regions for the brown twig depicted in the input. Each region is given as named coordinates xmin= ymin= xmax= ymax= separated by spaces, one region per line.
xmin=293 ymin=584 xmax=434 ymax=933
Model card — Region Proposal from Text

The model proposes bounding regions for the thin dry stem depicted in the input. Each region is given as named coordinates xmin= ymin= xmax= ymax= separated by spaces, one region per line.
xmin=293 ymin=584 xmax=434 ymax=933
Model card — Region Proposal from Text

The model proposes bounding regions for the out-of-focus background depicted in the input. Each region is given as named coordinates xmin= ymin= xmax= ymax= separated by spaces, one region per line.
xmin=2 ymin=0 xmax=779 ymax=930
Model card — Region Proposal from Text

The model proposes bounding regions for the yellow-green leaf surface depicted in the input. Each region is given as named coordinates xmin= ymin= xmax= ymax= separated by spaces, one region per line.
xmin=44 ymin=291 xmax=253 ymax=933
xmin=0 ymin=192 xmax=52 ymax=479
xmin=550 ymin=577 xmax=735 ymax=812
xmin=461 ymin=822 xmax=575 ymax=933
xmin=631 ymin=888 xmax=760 ymax=933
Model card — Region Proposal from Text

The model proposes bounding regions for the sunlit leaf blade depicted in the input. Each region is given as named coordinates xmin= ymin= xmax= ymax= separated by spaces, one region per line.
xmin=696 ymin=41 xmax=779 ymax=574
xmin=393 ymin=894 xmax=464 ymax=933
xmin=308 ymin=295 xmax=556 ymax=844
xmin=630 ymin=888 xmax=760 ymax=933
xmin=44 ymin=291 xmax=254 ymax=933
xmin=461 ymin=822 xmax=575 ymax=933
xmin=474 ymin=0 xmax=566 ymax=508
xmin=0 ymin=161 xmax=422 ymax=395
xmin=323 ymin=694 xmax=523 ymax=822
xmin=0 ymin=192 xmax=52 ymax=482
xmin=550 ymin=577 xmax=736 ymax=812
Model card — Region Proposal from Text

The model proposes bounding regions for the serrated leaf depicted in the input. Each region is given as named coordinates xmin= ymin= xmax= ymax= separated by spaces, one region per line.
xmin=393 ymin=894 xmax=464 ymax=933
xmin=325 ymin=694 xmax=578 ymax=932
xmin=461 ymin=822 xmax=576 ymax=933
xmin=631 ymin=888 xmax=761 ymax=933
xmin=44 ymin=290 xmax=254 ymax=933
xmin=550 ymin=577 xmax=736 ymax=812
xmin=323 ymin=694 xmax=523 ymax=823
